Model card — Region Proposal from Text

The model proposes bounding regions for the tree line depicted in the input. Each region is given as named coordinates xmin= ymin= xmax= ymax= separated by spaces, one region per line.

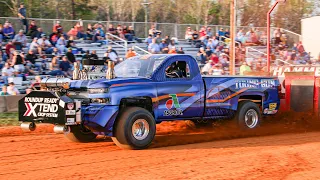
xmin=0 ymin=0 xmax=318 ymax=33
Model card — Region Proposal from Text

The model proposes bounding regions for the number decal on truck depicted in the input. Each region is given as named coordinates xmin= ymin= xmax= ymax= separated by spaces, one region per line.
xmin=164 ymin=94 xmax=183 ymax=116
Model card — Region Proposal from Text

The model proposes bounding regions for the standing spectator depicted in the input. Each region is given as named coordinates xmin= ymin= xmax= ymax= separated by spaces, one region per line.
xmin=0 ymin=86 xmax=9 ymax=96
xmin=13 ymin=30 xmax=27 ymax=50
xmin=90 ymin=50 xmax=99 ymax=60
xmin=59 ymin=56 xmax=72 ymax=77
xmin=56 ymin=35 xmax=67 ymax=53
xmin=49 ymin=56 xmax=63 ymax=76
xmin=18 ymin=3 xmax=28 ymax=34
xmin=28 ymin=20 xmax=38 ymax=39
xmin=7 ymin=82 xmax=20 ymax=95
xmin=107 ymin=46 xmax=119 ymax=63
xmin=2 ymin=23 xmax=15 ymax=40
xmin=12 ymin=51 xmax=25 ymax=73
xmin=53 ymin=21 xmax=63 ymax=33
xmin=185 ymin=27 xmax=193 ymax=41
xmin=66 ymin=48 xmax=76 ymax=64
xmin=125 ymin=48 xmax=136 ymax=59
xmin=38 ymin=34 xmax=53 ymax=54
xmin=2 ymin=63 xmax=15 ymax=85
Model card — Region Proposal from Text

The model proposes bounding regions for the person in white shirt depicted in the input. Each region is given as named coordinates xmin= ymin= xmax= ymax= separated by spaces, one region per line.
xmin=209 ymin=64 xmax=225 ymax=75
xmin=29 ymin=37 xmax=41 ymax=54
xmin=37 ymin=34 xmax=53 ymax=54
xmin=201 ymin=60 xmax=213 ymax=75
xmin=2 ymin=62 xmax=15 ymax=85
xmin=7 ymin=82 xmax=20 ymax=95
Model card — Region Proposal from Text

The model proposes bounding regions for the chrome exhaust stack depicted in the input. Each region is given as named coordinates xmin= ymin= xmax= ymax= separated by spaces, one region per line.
xmin=53 ymin=125 xmax=70 ymax=134
xmin=20 ymin=122 xmax=36 ymax=131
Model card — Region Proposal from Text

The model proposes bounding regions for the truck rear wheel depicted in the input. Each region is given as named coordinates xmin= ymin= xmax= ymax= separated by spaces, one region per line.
xmin=64 ymin=125 xmax=97 ymax=143
xmin=112 ymin=107 xmax=156 ymax=149
xmin=236 ymin=101 xmax=261 ymax=129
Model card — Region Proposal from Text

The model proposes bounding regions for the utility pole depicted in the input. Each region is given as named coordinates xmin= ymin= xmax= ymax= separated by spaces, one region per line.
xmin=71 ymin=0 xmax=76 ymax=20
xmin=141 ymin=0 xmax=152 ymax=38
xmin=229 ymin=0 xmax=236 ymax=75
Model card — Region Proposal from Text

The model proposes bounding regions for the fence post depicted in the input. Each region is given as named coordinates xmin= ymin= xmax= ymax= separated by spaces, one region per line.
xmin=174 ymin=23 xmax=178 ymax=38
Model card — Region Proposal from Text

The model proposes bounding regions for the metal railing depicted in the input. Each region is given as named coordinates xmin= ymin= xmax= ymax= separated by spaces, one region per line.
xmin=132 ymin=46 xmax=151 ymax=56
xmin=106 ymin=33 xmax=128 ymax=53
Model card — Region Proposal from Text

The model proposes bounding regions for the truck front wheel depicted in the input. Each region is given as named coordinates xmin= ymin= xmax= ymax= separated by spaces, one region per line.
xmin=112 ymin=107 xmax=156 ymax=149
xmin=236 ymin=101 xmax=261 ymax=129
xmin=64 ymin=125 xmax=97 ymax=143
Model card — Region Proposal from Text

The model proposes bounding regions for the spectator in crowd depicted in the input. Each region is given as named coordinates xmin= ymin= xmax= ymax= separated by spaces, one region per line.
xmin=240 ymin=61 xmax=252 ymax=75
xmin=199 ymin=26 xmax=207 ymax=41
xmin=210 ymin=53 xmax=219 ymax=64
xmin=168 ymin=47 xmax=177 ymax=54
xmin=0 ymin=30 xmax=3 ymax=46
xmin=7 ymin=82 xmax=20 ymax=95
xmin=297 ymin=41 xmax=305 ymax=55
xmin=96 ymin=24 xmax=105 ymax=38
xmin=75 ymin=21 xmax=87 ymax=40
xmin=177 ymin=47 xmax=185 ymax=54
xmin=108 ymin=24 xmax=117 ymax=36
xmin=53 ymin=21 xmax=63 ymax=33
xmin=49 ymin=56 xmax=63 ymax=76
xmin=49 ymin=31 xmax=59 ymax=46
xmin=116 ymin=25 xmax=125 ymax=39
xmin=2 ymin=63 xmax=15 ymax=85
xmin=86 ymin=24 xmax=94 ymax=40
xmin=225 ymin=29 xmax=230 ymax=38
xmin=209 ymin=63 xmax=225 ymax=75
xmin=107 ymin=46 xmax=119 ymax=63
xmin=205 ymin=46 xmax=212 ymax=57
xmin=149 ymin=25 xmax=161 ymax=37
xmin=148 ymin=39 xmax=161 ymax=54
xmin=159 ymin=39 xmax=168 ymax=51
xmin=67 ymin=26 xmax=79 ymax=39
xmin=2 ymin=22 xmax=15 ymax=40
xmin=56 ymin=35 xmax=67 ymax=53
xmin=273 ymin=28 xmax=281 ymax=45
xmin=236 ymin=29 xmax=244 ymax=43
xmin=219 ymin=53 xmax=229 ymax=68
xmin=25 ymin=50 xmax=38 ymax=68
xmin=13 ymin=30 xmax=27 ymax=50
xmin=164 ymin=35 xmax=171 ymax=46
xmin=218 ymin=28 xmax=225 ymax=38
xmin=201 ymin=60 xmax=214 ymax=75
xmin=18 ymin=3 xmax=28 ymax=34
xmin=126 ymin=26 xmax=140 ymax=42
xmin=5 ymin=40 xmax=15 ymax=57
xmin=185 ymin=27 xmax=193 ymax=41
xmin=59 ymin=56 xmax=72 ymax=77
xmin=168 ymin=39 xmax=176 ymax=51
xmin=82 ymin=50 xmax=90 ymax=60
xmin=35 ymin=28 xmax=45 ymax=38
xmin=0 ymin=50 xmax=7 ymax=66
xmin=12 ymin=51 xmax=25 ymax=73
xmin=29 ymin=37 xmax=41 ymax=54
xmin=30 ymin=76 xmax=42 ymax=90
xmin=66 ymin=48 xmax=76 ymax=64
xmin=206 ymin=27 xmax=213 ymax=38
xmin=52 ymin=47 xmax=61 ymax=57
xmin=125 ymin=48 xmax=136 ymax=59
xmin=28 ymin=20 xmax=38 ymax=39
xmin=0 ymin=85 xmax=9 ymax=96
xmin=90 ymin=50 xmax=99 ymax=60
xmin=196 ymin=47 xmax=207 ymax=64
xmin=145 ymin=34 xmax=153 ymax=46
xmin=38 ymin=34 xmax=53 ymax=54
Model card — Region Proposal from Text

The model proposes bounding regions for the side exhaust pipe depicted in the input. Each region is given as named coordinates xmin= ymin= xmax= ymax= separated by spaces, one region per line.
xmin=21 ymin=122 xmax=36 ymax=131
xmin=53 ymin=125 xmax=70 ymax=134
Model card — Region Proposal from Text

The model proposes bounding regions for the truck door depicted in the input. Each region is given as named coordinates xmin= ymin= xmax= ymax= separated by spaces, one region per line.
xmin=154 ymin=57 xmax=204 ymax=120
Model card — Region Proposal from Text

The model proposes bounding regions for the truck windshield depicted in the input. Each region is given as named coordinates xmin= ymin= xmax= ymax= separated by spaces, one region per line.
xmin=114 ymin=55 xmax=167 ymax=78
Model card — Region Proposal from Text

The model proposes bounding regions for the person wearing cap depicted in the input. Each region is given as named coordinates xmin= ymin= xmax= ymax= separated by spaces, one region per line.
xmin=13 ymin=30 xmax=27 ymax=50
xmin=7 ymin=82 xmax=20 ymax=95
xmin=37 ymin=34 xmax=53 ymax=54
xmin=18 ymin=3 xmax=28 ymax=34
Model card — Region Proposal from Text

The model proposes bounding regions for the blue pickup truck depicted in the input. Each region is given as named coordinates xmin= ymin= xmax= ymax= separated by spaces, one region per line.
xmin=19 ymin=54 xmax=280 ymax=149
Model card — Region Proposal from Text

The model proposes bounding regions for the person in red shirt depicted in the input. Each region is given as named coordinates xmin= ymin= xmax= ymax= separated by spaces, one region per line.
xmin=5 ymin=40 xmax=15 ymax=57
xmin=53 ymin=21 xmax=63 ymax=33
xmin=210 ymin=53 xmax=219 ymax=64
xmin=199 ymin=26 xmax=207 ymax=41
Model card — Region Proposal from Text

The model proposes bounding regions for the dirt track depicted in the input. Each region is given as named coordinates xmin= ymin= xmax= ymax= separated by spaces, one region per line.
xmin=1 ymin=114 xmax=320 ymax=180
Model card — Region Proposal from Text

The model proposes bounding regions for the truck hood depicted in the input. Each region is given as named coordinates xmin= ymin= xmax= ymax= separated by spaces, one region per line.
xmin=69 ymin=77 xmax=153 ymax=90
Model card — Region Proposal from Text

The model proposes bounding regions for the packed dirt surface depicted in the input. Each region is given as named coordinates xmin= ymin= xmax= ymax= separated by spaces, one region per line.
xmin=1 ymin=112 xmax=320 ymax=179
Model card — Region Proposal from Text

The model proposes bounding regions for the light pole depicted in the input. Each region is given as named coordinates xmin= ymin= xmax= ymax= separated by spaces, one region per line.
xmin=229 ymin=0 xmax=236 ymax=75
xmin=267 ymin=0 xmax=286 ymax=73
xmin=141 ymin=0 xmax=152 ymax=38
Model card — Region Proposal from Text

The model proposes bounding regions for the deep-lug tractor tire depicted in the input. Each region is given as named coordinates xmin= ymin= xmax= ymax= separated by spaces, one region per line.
xmin=64 ymin=125 xmax=97 ymax=143
xmin=235 ymin=101 xmax=261 ymax=130
xmin=112 ymin=107 xmax=156 ymax=150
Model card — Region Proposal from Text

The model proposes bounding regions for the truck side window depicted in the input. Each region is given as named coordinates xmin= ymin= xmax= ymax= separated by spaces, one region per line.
xmin=165 ymin=61 xmax=190 ymax=79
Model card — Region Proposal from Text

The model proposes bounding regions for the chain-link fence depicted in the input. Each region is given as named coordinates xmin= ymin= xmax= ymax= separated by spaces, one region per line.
xmin=0 ymin=16 xmax=301 ymax=46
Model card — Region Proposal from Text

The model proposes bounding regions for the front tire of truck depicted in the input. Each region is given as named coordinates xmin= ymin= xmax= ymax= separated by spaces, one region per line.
xmin=112 ymin=107 xmax=156 ymax=150
xmin=236 ymin=101 xmax=261 ymax=130
xmin=64 ymin=125 xmax=97 ymax=143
